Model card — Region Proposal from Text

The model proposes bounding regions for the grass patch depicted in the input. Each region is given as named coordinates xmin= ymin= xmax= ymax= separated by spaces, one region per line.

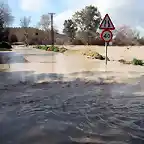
xmin=35 ymin=45 xmax=68 ymax=53
xmin=82 ymin=50 xmax=107 ymax=60
xmin=36 ymin=45 xmax=48 ymax=50
xmin=0 ymin=41 xmax=12 ymax=51
xmin=34 ymin=45 xmax=109 ymax=61
xmin=0 ymin=41 xmax=12 ymax=49
xmin=132 ymin=58 xmax=144 ymax=66
xmin=119 ymin=58 xmax=144 ymax=66
xmin=118 ymin=59 xmax=131 ymax=65
xmin=0 ymin=48 xmax=12 ymax=51
xmin=64 ymin=49 xmax=109 ymax=60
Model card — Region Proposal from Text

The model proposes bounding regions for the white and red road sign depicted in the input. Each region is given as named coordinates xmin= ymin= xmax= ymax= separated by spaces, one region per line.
xmin=99 ymin=14 xmax=115 ymax=42
xmin=100 ymin=29 xmax=113 ymax=42
xmin=99 ymin=14 xmax=115 ymax=65
xmin=99 ymin=14 xmax=115 ymax=30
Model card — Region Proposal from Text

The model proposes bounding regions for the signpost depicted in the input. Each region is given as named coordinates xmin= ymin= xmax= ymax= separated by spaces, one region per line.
xmin=99 ymin=14 xmax=115 ymax=69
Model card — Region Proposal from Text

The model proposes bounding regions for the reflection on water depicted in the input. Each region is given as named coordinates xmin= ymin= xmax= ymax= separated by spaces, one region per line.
xmin=0 ymin=52 xmax=29 ymax=64
xmin=0 ymin=52 xmax=29 ymax=72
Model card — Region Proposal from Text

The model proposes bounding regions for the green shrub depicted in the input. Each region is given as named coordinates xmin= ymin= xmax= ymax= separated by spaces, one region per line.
xmin=132 ymin=58 xmax=144 ymax=66
xmin=36 ymin=45 xmax=48 ymax=50
xmin=35 ymin=45 xmax=41 ymax=49
xmin=35 ymin=45 xmax=68 ymax=53
xmin=82 ymin=50 xmax=106 ymax=60
xmin=0 ymin=41 xmax=12 ymax=49
xmin=42 ymin=46 xmax=48 ymax=50
xmin=138 ymin=38 xmax=144 ymax=45
xmin=48 ymin=46 xmax=59 ymax=52
xmin=37 ymin=46 xmax=40 ymax=49
xmin=59 ymin=47 xmax=68 ymax=53
xmin=118 ymin=59 xmax=131 ymax=64
xmin=53 ymin=47 xmax=59 ymax=52
xmin=0 ymin=48 xmax=12 ymax=51
xmin=49 ymin=46 xmax=54 ymax=51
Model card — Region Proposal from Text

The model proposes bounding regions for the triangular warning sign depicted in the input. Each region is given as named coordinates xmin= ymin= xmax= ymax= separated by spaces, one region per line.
xmin=99 ymin=14 xmax=115 ymax=30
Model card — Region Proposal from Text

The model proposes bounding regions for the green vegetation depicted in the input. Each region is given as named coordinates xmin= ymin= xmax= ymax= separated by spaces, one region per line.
xmin=63 ymin=5 xmax=101 ymax=44
xmin=36 ymin=45 xmax=48 ymax=50
xmin=0 ymin=41 xmax=12 ymax=51
xmin=35 ymin=45 xmax=68 ymax=53
xmin=0 ymin=48 xmax=12 ymax=51
xmin=0 ymin=41 xmax=12 ymax=49
xmin=119 ymin=58 xmax=144 ymax=66
xmin=118 ymin=59 xmax=131 ymax=65
xmin=82 ymin=50 xmax=107 ymax=60
xmin=59 ymin=47 xmax=68 ymax=53
xmin=132 ymin=58 xmax=144 ymax=66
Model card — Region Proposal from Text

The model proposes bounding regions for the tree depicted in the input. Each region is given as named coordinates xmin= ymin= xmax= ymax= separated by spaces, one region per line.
xmin=113 ymin=25 xmax=139 ymax=46
xmin=38 ymin=14 xmax=50 ymax=32
xmin=20 ymin=16 xmax=31 ymax=28
xmin=0 ymin=2 xmax=14 ymax=27
xmin=63 ymin=19 xmax=77 ymax=42
xmin=53 ymin=24 xmax=58 ymax=33
xmin=72 ymin=5 xmax=101 ymax=44
xmin=38 ymin=14 xmax=51 ymax=45
xmin=0 ymin=2 xmax=14 ymax=41
xmin=20 ymin=16 xmax=31 ymax=46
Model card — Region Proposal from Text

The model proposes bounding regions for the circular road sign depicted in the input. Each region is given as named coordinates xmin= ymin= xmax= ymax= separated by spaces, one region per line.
xmin=100 ymin=30 xmax=113 ymax=42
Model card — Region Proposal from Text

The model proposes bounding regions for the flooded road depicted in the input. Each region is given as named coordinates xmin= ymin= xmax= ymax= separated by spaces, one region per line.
xmin=0 ymin=46 xmax=144 ymax=144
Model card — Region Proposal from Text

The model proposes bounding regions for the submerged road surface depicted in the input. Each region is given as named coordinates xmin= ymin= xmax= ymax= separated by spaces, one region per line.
xmin=0 ymin=46 xmax=144 ymax=144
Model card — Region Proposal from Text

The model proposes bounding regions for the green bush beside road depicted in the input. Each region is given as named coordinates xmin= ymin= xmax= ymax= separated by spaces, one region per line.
xmin=132 ymin=58 xmax=144 ymax=66
xmin=35 ymin=45 xmax=68 ymax=53
xmin=36 ymin=45 xmax=48 ymax=50
xmin=0 ymin=41 xmax=12 ymax=51
xmin=119 ymin=58 xmax=144 ymax=66
xmin=82 ymin=50 xmax=107 ymax=60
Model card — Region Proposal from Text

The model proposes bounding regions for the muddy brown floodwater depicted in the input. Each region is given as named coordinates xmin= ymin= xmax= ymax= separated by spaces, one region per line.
xmin=0 ymin=46 xmax=144 ymax=144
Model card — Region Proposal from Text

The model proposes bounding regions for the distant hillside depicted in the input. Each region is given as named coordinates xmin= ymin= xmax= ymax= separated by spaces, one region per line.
xmin=6 ymin=27 xmax=68 ymax=45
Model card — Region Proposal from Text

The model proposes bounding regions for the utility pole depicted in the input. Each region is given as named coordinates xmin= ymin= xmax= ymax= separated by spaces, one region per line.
xmin=48 ymin=13 xmax=55 ymax=46
xmin=48 ymin=13 xmax=55 ymax=73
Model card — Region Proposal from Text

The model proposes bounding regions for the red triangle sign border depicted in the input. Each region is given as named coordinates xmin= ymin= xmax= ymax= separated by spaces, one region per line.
xmin=99 ymin=14 xmax=115 ymax=30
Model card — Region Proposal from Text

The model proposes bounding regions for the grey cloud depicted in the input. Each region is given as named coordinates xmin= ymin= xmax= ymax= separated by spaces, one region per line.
xmin=109 ymin=0 xmax=144 ymax=28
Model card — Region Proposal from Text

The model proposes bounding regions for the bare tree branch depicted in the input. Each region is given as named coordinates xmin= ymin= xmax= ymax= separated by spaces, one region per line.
xmin=0 ymin=2 xmax=14 ymax=27
xmin=20 ymin=16 xmax=31 ymax=28
xmin=38 ymin=14 xmax=50 ymax=32
xmin=20 ymin=16 xmax=31 ymax=46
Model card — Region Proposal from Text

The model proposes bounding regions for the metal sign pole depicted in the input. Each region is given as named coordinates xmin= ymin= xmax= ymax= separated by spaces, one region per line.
xmin=105 ymin=42 xmax=108 ymax=72
xmin=105 ymin=42 xmax=108 ymax=65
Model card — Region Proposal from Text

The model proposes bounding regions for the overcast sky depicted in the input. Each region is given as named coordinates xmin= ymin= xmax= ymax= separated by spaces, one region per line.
xmin=6 ymin=0 xmax=144 ymax=35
